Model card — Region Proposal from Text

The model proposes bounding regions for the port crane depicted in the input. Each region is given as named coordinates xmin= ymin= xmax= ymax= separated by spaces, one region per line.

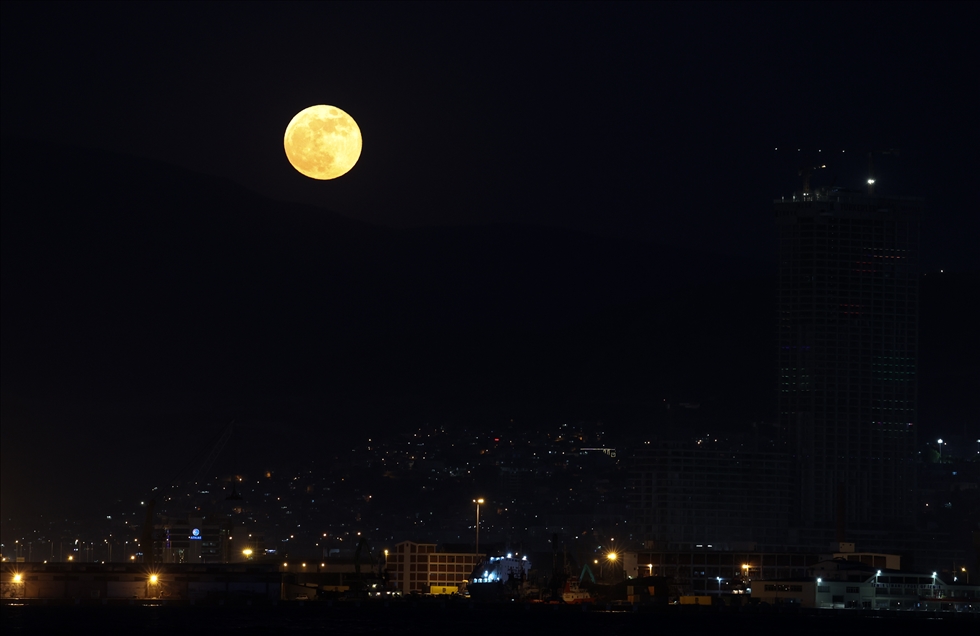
xmin=138 ymin=421 xmax=236 ymax=566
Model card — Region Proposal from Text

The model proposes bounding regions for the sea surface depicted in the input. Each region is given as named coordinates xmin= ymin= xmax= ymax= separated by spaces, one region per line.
xmin=1 ymin=600 xmax=976 ymax=635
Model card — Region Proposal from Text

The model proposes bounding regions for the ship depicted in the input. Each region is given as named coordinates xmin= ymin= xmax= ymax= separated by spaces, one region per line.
xmin=561 ymin=578 xmax=593 ymax=604
xmin=466 ymin=553 xmax=531 ymax=601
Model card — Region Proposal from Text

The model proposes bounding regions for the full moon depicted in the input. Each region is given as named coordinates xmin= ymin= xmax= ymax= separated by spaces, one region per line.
xmin=283 ymin=105 xmax=362 ymax=180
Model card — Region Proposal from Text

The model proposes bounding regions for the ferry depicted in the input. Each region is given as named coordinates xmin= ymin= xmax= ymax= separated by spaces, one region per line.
xmin=466 ymin=553 xmax=531 ymax=601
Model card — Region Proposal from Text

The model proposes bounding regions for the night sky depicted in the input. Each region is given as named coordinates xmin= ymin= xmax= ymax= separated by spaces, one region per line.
xmin=1 ymin=2 xmax=977 ymax=528
xmin=3 ymin=1 xmax=977 ymax=266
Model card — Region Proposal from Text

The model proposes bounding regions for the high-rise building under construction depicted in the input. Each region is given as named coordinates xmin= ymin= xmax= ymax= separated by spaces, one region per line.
xmin=775 ymin=184 xmax=921 ymax=542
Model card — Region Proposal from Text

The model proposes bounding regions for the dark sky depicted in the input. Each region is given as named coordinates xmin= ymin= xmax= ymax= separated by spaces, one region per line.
xmin=1 ymin=2 xmax=978 ymax=530
xmin=1 ymin=1 xmax=977 ymax=269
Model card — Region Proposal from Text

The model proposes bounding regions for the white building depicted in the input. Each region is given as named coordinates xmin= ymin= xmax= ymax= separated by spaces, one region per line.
xmin=751 ymin=558 xmax=979 ymax=611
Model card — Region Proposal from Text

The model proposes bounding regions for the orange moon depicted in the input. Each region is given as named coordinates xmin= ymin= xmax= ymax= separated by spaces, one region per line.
xmin=283 ymin=105 xmax=362 ymax=180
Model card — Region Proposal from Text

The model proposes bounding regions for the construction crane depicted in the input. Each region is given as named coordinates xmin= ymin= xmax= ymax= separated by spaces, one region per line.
xmin=799 ymin=162 xmax=827 ymax=194
xmin=579 ymin=563 xmax=596 ymax=584
xmin=137 ymin=421 xmax=236 ymax=566
xmin=353 ymin=534 xmax=370 ymax=578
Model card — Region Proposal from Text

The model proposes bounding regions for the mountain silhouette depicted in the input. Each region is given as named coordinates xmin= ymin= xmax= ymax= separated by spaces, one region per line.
xmin=1 ymin=136 xmax=972 ymax=443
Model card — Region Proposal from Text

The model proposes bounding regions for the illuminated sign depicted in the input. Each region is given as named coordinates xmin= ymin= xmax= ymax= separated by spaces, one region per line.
xmin=190 ymin=528 xmax=202 ymax=540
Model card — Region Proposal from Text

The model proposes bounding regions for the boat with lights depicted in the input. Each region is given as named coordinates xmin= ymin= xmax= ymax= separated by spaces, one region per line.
xmin=561 ymin=578 xmax=593 ymax=604
xmin=466 ymin=553 xmax=531 ymax=601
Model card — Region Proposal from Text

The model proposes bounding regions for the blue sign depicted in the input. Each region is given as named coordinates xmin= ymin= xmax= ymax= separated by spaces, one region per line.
xmin=189 ymin=528 xmax=202 ymax=540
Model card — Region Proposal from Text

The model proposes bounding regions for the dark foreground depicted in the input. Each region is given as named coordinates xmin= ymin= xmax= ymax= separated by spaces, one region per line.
xmin=2 ymin=600 xmax=977 ymax=635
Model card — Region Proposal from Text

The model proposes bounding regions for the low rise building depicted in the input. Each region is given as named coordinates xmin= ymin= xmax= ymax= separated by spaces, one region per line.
xmin=389 ymin=541 xmax=483 ymax=594
xmin=750 ymin=558 xmax=980 ymax=611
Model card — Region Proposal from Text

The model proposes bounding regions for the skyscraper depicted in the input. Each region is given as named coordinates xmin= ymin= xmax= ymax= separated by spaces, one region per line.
xmin=775 ymin=185 xmax=921 ymax=543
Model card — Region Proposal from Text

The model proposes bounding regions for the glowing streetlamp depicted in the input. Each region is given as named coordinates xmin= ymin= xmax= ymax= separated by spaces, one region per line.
xmin=606 ymin=552 xmax=619 ymax=580
xmin=937 ymin=439 xmax=944 ymax=461
xmin=148 ymin=574 xmax=159 ymax=598
xmin=473 ymin=498 xmax=485 ymax=555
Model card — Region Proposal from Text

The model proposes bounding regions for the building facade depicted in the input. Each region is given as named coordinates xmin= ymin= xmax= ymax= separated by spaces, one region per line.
xmin=750 ymin=558 xmax=979 ymax=611
xmin=627 ymin=547 xmax=817 ymax=596
xmin=152 ymin=516 xmax=232 ymax=564
xmin=388 ymin=541 xmax=483 ymax=594
xmin=631 ymin=439 xmax=794 ymax=550
xmin=775 ymin=186 xmax=921 ymax=540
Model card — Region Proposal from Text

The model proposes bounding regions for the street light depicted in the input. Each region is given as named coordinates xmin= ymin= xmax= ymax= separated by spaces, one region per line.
xmin=148 ymin=574 xmax=159 ymax=599
xmin=473 ymin=498 xmax=484 ymax=555
xmin=12 ymin=573 xmax=24 ymax=598
xmin=937 ymin=439 xmax=944 ymax=461
xmin=716 ymin=577 xmax=722 ymax=595
xmin=606 ymin=552 xmax=618 ymax=580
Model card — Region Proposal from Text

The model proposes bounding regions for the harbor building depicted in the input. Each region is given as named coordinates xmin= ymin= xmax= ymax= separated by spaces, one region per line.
xmin=388 ymin=541 xmax=483 ymax=594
